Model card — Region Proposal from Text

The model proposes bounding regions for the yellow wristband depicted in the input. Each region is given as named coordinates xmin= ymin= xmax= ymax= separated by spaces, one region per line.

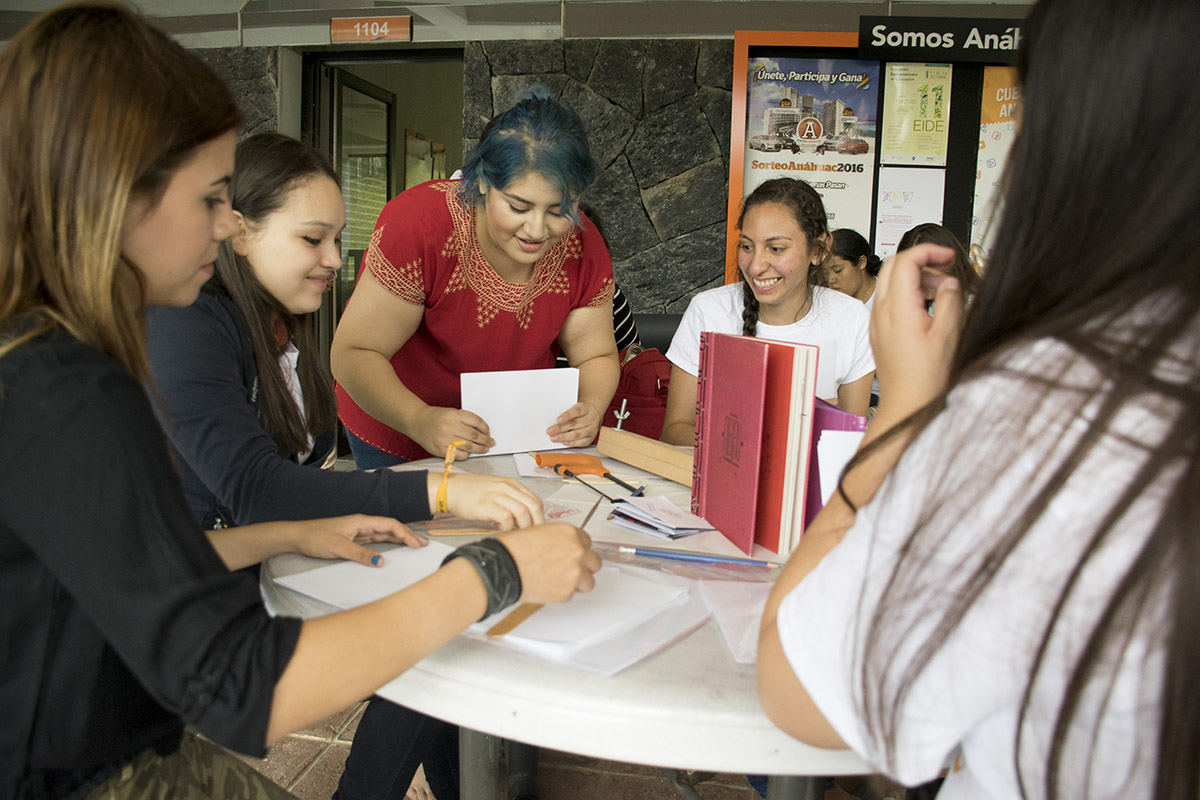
xmin=437 ymin=440 xmax=466 ymax=514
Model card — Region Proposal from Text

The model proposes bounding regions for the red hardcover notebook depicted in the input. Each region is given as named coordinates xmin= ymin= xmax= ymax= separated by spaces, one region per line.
xmin=752 ymin=338 xmax=819 ymax=554
xmin=691 ymin=332 xmax=769 ymax=554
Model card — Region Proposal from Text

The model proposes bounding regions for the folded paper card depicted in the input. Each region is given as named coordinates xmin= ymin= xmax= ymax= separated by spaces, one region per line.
xmin=461 ymin=367 xmax=578 ymax=456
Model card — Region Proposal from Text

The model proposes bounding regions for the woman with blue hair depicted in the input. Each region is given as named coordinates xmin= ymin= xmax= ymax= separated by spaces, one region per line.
xmin=332 ymin=89 xmax=620 ymax=466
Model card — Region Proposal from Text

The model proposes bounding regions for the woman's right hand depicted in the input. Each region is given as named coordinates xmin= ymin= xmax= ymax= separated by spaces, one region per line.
xmin=497 ymin=523 xmax=602 ymax=603
xmin=414 ymin=406 xmax=494 ymax=458
xmin=442 ymin=473 xmax=545 ymax=529
xmin=872 ymin=243 xmax=964 ymax=417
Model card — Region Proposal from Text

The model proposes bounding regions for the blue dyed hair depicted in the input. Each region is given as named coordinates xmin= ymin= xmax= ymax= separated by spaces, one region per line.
xmin=459 ymin=87 xmax=595 ymax=226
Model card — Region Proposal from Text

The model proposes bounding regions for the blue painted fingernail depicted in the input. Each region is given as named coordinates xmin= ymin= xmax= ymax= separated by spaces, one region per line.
xmin=371 ymin=554 xmax=381 ymax=566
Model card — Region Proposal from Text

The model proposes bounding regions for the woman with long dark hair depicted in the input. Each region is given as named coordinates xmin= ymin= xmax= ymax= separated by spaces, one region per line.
xmin=148 ymin=132 xmax=542 ymax=532
xmin=823 ymin=228 xmax=882 ymax=309
xmin=758 ymin=0 xmax=1200 ymax=797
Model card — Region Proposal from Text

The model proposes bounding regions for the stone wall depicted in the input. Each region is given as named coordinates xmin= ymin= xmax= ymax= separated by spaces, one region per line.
xmin=195 ymin=47 xmax=280 ymax=138
xmin=463 ymin=40 xmax=735 ymax=313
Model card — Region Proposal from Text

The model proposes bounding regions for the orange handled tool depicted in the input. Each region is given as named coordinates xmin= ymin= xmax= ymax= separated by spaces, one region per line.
xmin=532 ymin=452 xmax=643 ymax=495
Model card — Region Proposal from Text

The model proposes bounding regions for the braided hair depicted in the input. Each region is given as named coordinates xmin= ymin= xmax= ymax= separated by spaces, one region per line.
xmin=736 ymin=178 xmax=830 ymax=336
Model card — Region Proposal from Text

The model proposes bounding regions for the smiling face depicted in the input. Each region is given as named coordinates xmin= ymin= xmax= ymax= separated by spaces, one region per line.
xmin=823 ymin=254 xmax=870 ymax=301
xmin=121 ymin=131 xmax=237 ymax=307
xmin=737 ymin=201 xmax=825 ymax=324
xmin=475 ymin=171 xmax=575 ymax=278
xmin=233 ymin=175 xmax=345 ymax=315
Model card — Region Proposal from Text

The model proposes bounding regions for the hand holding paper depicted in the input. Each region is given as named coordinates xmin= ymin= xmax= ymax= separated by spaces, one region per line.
xmin=461 ymin=368 xmax=580 ymax=456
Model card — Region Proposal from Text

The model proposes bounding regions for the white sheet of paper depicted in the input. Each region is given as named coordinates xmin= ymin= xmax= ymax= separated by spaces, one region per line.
xmin=699 ymin=580 xmax=773 ymax=664
xmin=817 ymin=430 xmax=865 ymax=504
xmin=461 ymin=368 xmax=579 ymax=456
xmin=471 ymin=566 xmax=688 ymax=659
xmin=274 ymin=540 xmax=454 ymax=609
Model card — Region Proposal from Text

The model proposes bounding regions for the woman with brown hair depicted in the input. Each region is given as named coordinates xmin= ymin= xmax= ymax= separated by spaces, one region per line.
xmin=0 ymin=5 xmax=598 ymax=797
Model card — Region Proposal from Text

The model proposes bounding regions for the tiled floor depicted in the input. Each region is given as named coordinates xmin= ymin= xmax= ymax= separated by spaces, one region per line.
xmin=233 ymin=699 xmax=764 ymax=799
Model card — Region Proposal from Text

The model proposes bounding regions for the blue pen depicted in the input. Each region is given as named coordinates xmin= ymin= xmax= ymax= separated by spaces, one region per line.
xmin=611 ymin=544 xmax=780 ymax=569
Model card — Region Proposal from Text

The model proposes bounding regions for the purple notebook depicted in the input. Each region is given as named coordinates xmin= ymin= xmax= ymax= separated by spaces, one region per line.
xmin=802 ymin=398 xmax=867 ymax=529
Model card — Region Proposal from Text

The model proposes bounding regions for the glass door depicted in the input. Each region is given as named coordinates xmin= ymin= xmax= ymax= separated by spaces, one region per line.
xmin=308 ymin=66 xmax=394 ymax=365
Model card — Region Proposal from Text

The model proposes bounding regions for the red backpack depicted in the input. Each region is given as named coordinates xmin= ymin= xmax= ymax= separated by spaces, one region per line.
xmin=602 ymin=344 xmax=672 ymax=440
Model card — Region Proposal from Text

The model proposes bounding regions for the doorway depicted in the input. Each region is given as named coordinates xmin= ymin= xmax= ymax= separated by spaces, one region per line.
xmin=302 ymin=51 xmax=465 ymax=364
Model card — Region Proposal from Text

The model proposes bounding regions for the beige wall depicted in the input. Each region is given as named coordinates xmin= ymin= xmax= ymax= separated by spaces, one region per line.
xmin=344 ymin=60 xmax=465 ymax=198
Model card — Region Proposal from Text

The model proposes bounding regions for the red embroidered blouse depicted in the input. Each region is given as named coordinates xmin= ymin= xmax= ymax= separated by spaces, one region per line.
xmin=336 ymin=180 xmax=614 ymax=461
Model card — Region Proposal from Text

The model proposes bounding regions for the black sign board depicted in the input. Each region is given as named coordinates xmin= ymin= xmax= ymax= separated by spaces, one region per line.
xmin=859 ymin=17 xmax=1024 ymax=64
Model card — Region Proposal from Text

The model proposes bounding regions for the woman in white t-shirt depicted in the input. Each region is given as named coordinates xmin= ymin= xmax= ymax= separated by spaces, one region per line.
xmin=661 ymin=178 xmax=875 ymax=444
xmin=757 ymin=0 xmax=1200 ymax=796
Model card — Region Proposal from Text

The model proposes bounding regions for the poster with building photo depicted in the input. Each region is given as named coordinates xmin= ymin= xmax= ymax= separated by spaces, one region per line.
xmin=972 ymin=66 xmax=1020 ymax=264
xmin=880 ymin=63 xmax=953 ymax=166
xmin=742 ymin=57 xmax=880 ymax=235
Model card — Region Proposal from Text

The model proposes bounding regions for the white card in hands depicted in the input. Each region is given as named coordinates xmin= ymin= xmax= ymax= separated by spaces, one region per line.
xmin=461 ymin=367 xmax=579 ymax=456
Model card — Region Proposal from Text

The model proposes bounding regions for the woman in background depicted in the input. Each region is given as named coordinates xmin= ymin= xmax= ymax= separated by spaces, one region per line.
xmin=332 ymin=89 xmax=619 ymax=466
xmin=0 ymin=6 xmax=598 ymax=797
xmin=661 ymin=178 xmax=875 ymax=445
xmin=759 ymin=0 xmax=1200 ymax=797
xmin=823 ymin=228 xmax=882 ymax=311
xmin=896 ymin=222 xmax=981 ymax=309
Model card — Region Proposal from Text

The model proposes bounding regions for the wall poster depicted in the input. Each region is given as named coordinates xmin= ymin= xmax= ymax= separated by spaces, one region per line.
xmin=741 ymin=57 xmax=880 ymax=238
xmin=873 ymin=166 xmax=946 ymax=258
xmin=880 ymin=63 xmax=953 ymax=166
xmin=972 ymin=66 xmax=1020 ymax=264
xmin=725 ymin=31 xmax=861 ymax=282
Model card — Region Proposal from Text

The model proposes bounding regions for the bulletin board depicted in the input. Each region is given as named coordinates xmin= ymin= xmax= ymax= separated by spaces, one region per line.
xmin=725 ymin=19 xmax=1024 ymax=282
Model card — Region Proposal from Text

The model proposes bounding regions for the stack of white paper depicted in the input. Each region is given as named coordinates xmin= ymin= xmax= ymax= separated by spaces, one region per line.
xmin=469 ymin=567 xmax=688 ymax=661
xmin=273 ymin=540 xmax=697 ymax=674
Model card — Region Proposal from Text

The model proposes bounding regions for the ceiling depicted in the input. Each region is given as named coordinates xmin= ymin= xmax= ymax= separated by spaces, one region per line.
xmin=1 ymin=0 xmax=1032 ymax=47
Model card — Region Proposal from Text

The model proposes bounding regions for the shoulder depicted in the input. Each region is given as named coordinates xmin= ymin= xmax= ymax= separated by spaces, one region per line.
xmin=813 ymin=285 xmax=867 ymax=315
xmin=148 ymin=287 xmax=243 ymax=336
xmin=146 ymin=290 xmax=247 ymax=365
xmin=2 ymin=333 xmax=152 ymax=426
xmin=812 ymin=286 xmax=870 ymax=328
xmin=379 ymin=179 xmax=461 ymax=226
xmin=686 ymin=283 xmax=745 ymax=320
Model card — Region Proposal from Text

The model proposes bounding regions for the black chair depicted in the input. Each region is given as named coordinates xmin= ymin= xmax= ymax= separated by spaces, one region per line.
xmin=632 ymin=313 xmax=682 ymax=353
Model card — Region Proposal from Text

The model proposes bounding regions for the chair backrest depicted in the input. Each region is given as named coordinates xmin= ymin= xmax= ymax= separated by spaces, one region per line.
xmin=632 ymin=313 xmax=683 ymax=354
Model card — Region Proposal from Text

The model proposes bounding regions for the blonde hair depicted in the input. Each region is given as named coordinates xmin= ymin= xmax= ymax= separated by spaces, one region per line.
xmin=0 ymin=2 xmax=240 ymax=378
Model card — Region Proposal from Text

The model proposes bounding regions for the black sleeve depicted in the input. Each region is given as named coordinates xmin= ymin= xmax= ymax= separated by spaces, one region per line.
xmin=0 ymin=339 xmax=300 ymax=755
xmin=612 ymin=283 xmax=640 ymax=353
xmin=146 ymin=297 xmax=430 ymax=526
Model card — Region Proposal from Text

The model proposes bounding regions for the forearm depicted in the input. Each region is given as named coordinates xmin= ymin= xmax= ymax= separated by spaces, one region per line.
xmin=332 ymin=347 xmax=428 ymax=436
xmin=266 ymin=558 xmax=487 ymax=743
xmin=835 ymin=372 xmax=874 ymax=418
xmin=576 ymin=351 xmax=619 ymax=413
xmin=756 ymin=405 xmax=914 ymax=746
xmin=207 ymin=522 xmax=301 ymax=571
xmin=661 ymin=420 xmax=695 ymax=446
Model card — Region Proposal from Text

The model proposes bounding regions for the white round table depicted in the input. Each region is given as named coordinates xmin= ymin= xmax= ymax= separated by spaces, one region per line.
xmin=261 ymin=451 xmax=870 ymax=799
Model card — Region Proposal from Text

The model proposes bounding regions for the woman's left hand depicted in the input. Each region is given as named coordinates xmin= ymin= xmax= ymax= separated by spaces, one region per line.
xmin=294 ymin=514 xmax=426 ymax=567
xmin=547 ymin=401 xmax=602 ymax=448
